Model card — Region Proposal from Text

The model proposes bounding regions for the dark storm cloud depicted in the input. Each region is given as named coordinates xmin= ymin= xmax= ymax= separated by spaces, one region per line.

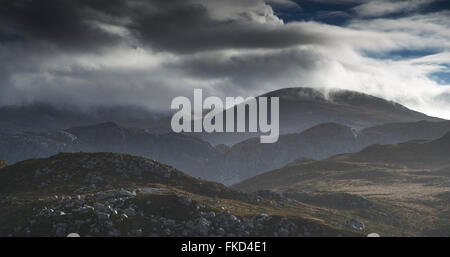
xmin=172 ymin=48 xmax=321 ymax=87
xmin=0 ymin=0 xmax=449 ymax=118
xmin=0 ymin=0 xmax=328 ymax=54
xmin=0 ymin=0 xmax=126 ymax=51
xmin=130 ymin=1 xmax=326 ymax=54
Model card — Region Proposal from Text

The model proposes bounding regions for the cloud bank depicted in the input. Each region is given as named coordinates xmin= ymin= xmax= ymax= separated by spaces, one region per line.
xmin=0 ymin=0 xmax=449 ymax=118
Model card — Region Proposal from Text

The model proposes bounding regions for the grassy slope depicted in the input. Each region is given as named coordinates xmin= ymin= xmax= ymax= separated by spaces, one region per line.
xmin=232 ymin=133 xmax=450 ymax=236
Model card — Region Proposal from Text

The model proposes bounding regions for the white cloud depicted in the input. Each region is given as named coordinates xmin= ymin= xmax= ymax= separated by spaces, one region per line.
xmin=353 ymin=0 xmax=434 ymax=17
xmin=1 ymin=0 xmax=450 ymax=119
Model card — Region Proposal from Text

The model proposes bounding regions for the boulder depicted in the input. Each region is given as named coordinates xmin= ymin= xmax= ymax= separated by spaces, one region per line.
xmin=346 ymin=219 xmax=365 ymax=231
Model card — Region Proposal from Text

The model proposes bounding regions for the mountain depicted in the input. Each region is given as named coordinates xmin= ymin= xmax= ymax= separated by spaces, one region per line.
xmin=361 ymin=120 xmax=450 ymax=145
xmin=0 ymin=152 xmax=360 ymax=237
xmin=0 ymin=88 xmax=442 ymax=146
xmin=3 ymin=119 xmax=450 ymax=185
xmin=0 ymin=122 xmax=220 ymax=178
xmin=194 ymin=87 xmax=442 ymax=145
xmin=204 ymin=120 xmax=450 ymax=185
xmin=208 ymin=123 xmax=363 ymax=184
xmin=342 ymin=131 xmax=450 ymax=167
xmin=0 ymin=103 xmax=170 ymax=134
xmin=232 ymin=132 xmax=450 ymax=236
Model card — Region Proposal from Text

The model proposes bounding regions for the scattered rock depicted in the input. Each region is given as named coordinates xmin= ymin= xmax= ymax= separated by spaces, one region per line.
xmin=346 ymin=219 xmax=365 ymax=231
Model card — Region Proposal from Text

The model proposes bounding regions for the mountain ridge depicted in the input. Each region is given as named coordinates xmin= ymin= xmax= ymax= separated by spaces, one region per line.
xmin=195 ymin=87 xmax=442 ymax=145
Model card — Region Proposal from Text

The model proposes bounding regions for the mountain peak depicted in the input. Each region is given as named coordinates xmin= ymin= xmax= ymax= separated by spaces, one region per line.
xmin=262 ymin=87 xmax=328 ymax=102
xmin=263 ymin=87 xmax=413 ymax=110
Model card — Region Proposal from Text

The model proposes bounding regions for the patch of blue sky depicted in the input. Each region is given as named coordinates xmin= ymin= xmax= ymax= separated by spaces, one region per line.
xmin=429 ymin=64 xmax=450 ymax=85
xmin=270 ymin=0 xmax=356 ymax=25
xmin=363 ymin=48 xmax=441 ymax=61
xmin=429 ymin=71 xmax=450 ymax=85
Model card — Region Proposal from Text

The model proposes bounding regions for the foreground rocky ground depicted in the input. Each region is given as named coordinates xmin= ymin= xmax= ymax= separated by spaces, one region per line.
xmin=0 ymin=153 xmax=362 ymax=237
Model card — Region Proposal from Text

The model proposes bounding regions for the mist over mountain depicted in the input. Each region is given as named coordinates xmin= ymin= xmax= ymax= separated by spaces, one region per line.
xmin=191 ymin=87 xmax=442 ymax=145
xmin=1 ymin=87 xmax=449 ymax=185
xmin=0 ymin=103 xmax=170 ymax=134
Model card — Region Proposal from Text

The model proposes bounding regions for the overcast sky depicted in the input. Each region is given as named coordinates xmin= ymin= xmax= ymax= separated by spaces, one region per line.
xmin=1 ymin=0 xmax=449 ymax=118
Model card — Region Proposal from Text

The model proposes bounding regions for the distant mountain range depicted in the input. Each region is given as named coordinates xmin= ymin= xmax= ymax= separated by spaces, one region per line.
xmin=0 ymin=103 xmax=170 ymax=134
xmin=1 ymin=87 xmax=450 ymax=236
xmin=210 ymin=120 xmax=450 ymax=184
xmin=0 ymin=87 xmax=441 ymax=145
xmin=233 ymin=131 xmax=450 ymax=192
xmin=0 ymin=122 xmax=220 ymax=178
xmin=2 ymin=119 xmax=450 ymax=185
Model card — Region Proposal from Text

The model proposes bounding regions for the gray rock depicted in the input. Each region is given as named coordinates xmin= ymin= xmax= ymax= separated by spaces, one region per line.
xmin=133 ymin=229 xmax=143 ymax=237
xmin=123 ymin=207 xmax=136 ymax=217
xmin=44 ymin=195 xmax=59 ymax=202
xmin=94 ymin=192 xmax=114 ymax=201
xmin=94 ymin=203 xmax=107 ymax=212
xmin=55 ymin=223 xmax=68 ymax=237
xmin=187 ymin=217 xmax=211 ymax=236
xmin=115 ymin=189 xmax=136 ymax=198
xmin=178 ymin=196 xmax=193 ymax=206
xmin=216 ymin=227 xmax=225 ymax=235
xmin=346 ymin=219 xmax=365 ymax=231
xmin=108 ymin=228 xmax=121 ymax=237
xmin=278 ymin=228 xmax=289 ymax=237
xmin=97 ymin=212 xmax=110 ymax=220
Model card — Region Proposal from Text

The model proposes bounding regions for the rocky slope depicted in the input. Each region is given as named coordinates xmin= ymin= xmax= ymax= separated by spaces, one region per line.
xmin=0 ymin=152 xmax=362 ymax=237
xmin=232 ymin=132 xmax=450 ymax=236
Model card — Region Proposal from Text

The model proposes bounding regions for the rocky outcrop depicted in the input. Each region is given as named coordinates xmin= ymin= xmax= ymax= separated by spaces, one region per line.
xmin=1 ymin=188 xmax=352 ymax=237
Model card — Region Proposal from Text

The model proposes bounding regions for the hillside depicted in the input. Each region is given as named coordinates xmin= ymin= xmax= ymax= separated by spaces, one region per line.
xmin=206 ymin=120 xmax=450 ymax=185
xmin=0 ymin=122 xmax=220 ymax=179
xmin=209 ymin=123 xmax=363 ymax=184
xmin=232 ymin=132 xmax=450 ymax=236
xmin=0 ymin=152 xmax=361 ymax=237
